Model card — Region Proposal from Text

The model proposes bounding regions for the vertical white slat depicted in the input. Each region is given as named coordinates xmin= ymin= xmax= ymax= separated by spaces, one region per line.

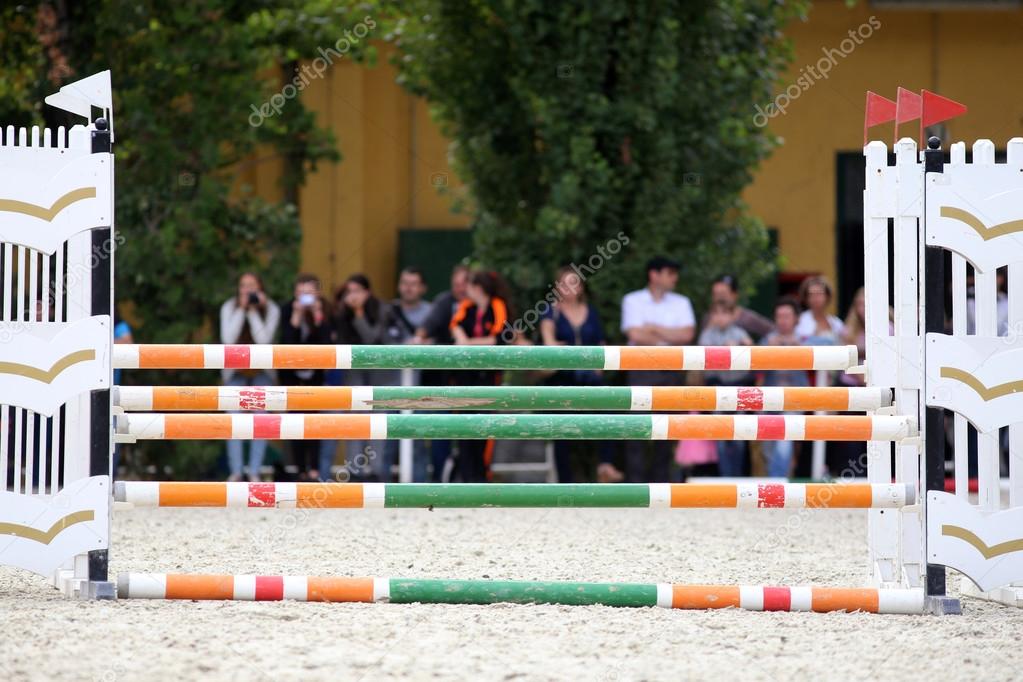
xmin=0 ymin=406 xmax=7 ymax=492
xmin=1006 ymin=138 xmax=1023 ymax=509
xmin=950 ymin=143 xmax=968 ymax=499
xmin=0 ymin=244 xmax=8 ymax=490
xmin=25 ymin=249 xmax=40 ymax=493
xmin=53 ymin=246 xmax=65 ymax=492
xmin=63 ymin=231 xmax=92 ymax=484
xmin=57 ymin=125 xmax=66 ymax=149
xmin=31 ymin=126 xmax=40 ymax=147
xmin=25 ymin=410 xmax=35 ymax=494
xmin=18 ymin=126 xmax=27 ymax=146
xmin=13 ymin=246 xmax=26 ymax=494
xmin=811 ymin=370 xmax=827 ymax=480
xmin=399 ymin=368 xmax=414 ymax=483
xmin=894 ymin=138 xmax=925 ymax=588
xmin=5 ymin=125 xmax=14 ymax=147
xmin=39 ymin=253 xmax=51 ymax=491
xmin=13 ymin=408 xmax=22 ymax=494
xmin=864 ymin=141 xmax=898 ymax=585
xmin=973 ymin=140 xmax=1000 ymax=512
xmin=43 ymin=127 xmax=51 ymax=148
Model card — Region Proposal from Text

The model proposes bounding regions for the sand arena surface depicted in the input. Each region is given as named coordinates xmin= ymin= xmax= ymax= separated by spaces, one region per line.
xmin=1 ymin=506 xmax=1020 ymax=681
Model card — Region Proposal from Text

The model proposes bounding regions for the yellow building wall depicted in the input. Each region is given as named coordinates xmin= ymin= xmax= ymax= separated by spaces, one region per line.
xmin=293 ymin=44 xmax=469 ymax=298
xmin=261 ymin=4 xmax=1023 ymax=300
xmin=745 ymin=1 xmax=1023 ymax=287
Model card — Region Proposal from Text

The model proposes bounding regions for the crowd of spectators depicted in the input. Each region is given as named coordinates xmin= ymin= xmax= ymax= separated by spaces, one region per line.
xmin=207 ymin=258 xmax=871 ymax=484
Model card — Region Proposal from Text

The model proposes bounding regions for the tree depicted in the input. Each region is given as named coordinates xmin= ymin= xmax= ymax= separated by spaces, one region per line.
xmin=390 ymin=0 xmax=806 ymax=334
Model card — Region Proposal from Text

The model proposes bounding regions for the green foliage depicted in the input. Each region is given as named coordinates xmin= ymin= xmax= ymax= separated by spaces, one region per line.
xmin=0 ymin=1 xmax=379 ymax=476
xmin=390 ymin=0 xmax=806 ymax=333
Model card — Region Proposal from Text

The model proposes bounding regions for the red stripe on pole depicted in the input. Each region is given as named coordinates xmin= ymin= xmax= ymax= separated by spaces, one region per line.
xmin=762 ymin=586 xmax=791 ymax=611
xmin=253 ymin=414 xmax=282 ymax=439
xmin=756 ymin=415 xmax=786 ymax=441
xmin=239 ymin=388 xmax=267 ymax=411
xmin=757 ymin=483 xmax=786 ymax=508
xmin=254 ymin=575 xmax=284 ymax=601
xmin=736 ymin=387 xmax=764 ymax=411
xmin=704 ymin=348 xmax=731 ymax=370
xmin=248 ymin=483 xmax=276 ymax=507
xmin=224 ymin=345 xmax=251 ymax=369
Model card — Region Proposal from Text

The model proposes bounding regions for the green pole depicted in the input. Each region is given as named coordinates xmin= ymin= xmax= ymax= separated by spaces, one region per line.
xmin=351 ymin=345 xmax=606 ymax=369
xmin=383 ymin=483 xmax=651 ymax=508
xmin=368 ymin=386 xmax=635 ymax=411
xmin=387 ymin=578 xmax=660 ymax=607
xmin=384 ymin=414 xmax=654 ymax=440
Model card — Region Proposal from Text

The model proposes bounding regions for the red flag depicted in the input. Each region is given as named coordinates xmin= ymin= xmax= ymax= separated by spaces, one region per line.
xmin=922 ymin=90 xmax=968 ymax=127
xmin=894 ymin=87 xmax=922 ymax=142
xmin=864 ymin=91 xmax=897 ymax=145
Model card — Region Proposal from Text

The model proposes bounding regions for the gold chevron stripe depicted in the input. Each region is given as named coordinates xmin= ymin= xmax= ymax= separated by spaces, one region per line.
xmin=0 ymin=349 xmax=96 ymax=384
xmin=0 ymin=187 xmax=96 ymax=221
xmin=0 ymin=510 xmax=95 ymax=545
xmin=942 ymin=524 xmax=1023 ymax=559
xmin=940 ymin=206 xmax=1023 ymax=241
xmin=940 ymin=367 xmax=1023 ymax=401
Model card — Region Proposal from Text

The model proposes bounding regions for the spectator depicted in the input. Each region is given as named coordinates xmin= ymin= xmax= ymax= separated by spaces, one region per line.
xmin=758 ymin=298 xmax=808 ymax=478
xmin=539 ymin=266 xmax=617 ymax=483
xmin=450 ymin=270 xmax=511 ymax=482
xmin=704 ymin=274 xmax=773 ymax=341
xmin=334 ymin=274 xmax=398 ymax=482
xmin=390 ymin=267 xmax=433 ymax=340
xmin=620 ymin=256 xmax=695 ymax=482
xmin=220 ymin=272 xmax=280 ymax=482
xmin=279 ymin=273 xmax=332 ymax=481
xmin=387 ymin=267 xmax=435 ymax=482
xmin=795 ymin=275 xmax=845 ymax=343
xmin=414 ymin=264 xmax=470 ymax=481
xmin=698 ymin=301 xmax=752 ymax=477
xmin=418 ymin=264 xmax=469 ymax=344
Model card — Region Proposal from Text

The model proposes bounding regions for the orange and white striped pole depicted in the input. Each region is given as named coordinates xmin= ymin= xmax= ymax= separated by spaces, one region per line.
xmin=113 ymin=481 xmax=914 ymax=509
xmin=116 ymin=573 xmax=926 ymax=614
xmin=113 ymin=344 xmax=860 ymax=371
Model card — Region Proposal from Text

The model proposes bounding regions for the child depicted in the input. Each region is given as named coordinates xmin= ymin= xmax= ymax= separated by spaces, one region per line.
xmin=757 ymin=298 xmax=809 ymax=478
xmin=698 ymin=302 xmax=752 ymax=476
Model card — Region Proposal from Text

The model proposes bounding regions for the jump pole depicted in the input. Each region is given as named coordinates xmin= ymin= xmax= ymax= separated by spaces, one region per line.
xmin=116 ymin=573 xmax=926 ymax=614
xmin=113 ymin=344 xmax=859 ymax=371
xmin=114 ymin=385 xmax=892 ymax=412
xmin=118 ymin=413 xmax=915 ymax=441
xmin=113 ymin=481 xmax=915 ymax=509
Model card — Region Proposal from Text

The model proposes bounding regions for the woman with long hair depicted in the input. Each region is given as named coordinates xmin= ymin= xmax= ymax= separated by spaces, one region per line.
xmin=220 ymin=271 xmax=280 ymax=481
xmin=539 ymin=266 xmax=618 ymax=483
xmin=795 ymin=275 xmax=845 ymax=343
xmin=333 ymin=274 xmax=399 ymax=482
xmin=449 ymin=270 xmax=512 ymax=482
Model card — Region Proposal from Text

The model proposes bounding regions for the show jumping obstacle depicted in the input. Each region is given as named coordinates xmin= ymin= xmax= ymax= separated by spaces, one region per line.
xmin=114 ymin=385 xmax=892 ymax=412
xmin=3 ymin=74 xmax=1023 ymax=614
xmin=116 ymin=573 xmax=927 ymax=614
xmin=119 ymin=413 xmax=915 ymax=442
xmin=112 ymin=343 xmax=858 ymax=371
xmin=114 ymin=481 xmax=914 ymax=509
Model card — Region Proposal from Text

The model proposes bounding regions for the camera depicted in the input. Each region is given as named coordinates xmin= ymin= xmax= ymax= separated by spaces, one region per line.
xmin=248 ymin=292 xmax=260 ymax=306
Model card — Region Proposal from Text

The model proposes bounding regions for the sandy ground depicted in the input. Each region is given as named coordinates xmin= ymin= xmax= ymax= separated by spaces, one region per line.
xmin=1 ymin=505 xmax=1021 ymax=682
